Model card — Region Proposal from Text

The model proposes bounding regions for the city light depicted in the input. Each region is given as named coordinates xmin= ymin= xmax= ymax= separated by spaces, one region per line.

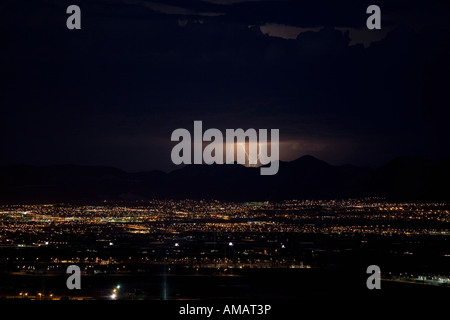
xmin=0 ymin=199 xmax=449 ymax=300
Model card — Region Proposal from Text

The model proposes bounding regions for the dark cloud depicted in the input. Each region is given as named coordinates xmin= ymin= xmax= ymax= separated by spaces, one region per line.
xmin=1 ymin=0 xmax=449 ymax=171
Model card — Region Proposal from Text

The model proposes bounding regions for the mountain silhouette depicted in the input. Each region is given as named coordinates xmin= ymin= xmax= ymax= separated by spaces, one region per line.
xmin=0 ymin=155 xmax=448 ymax=204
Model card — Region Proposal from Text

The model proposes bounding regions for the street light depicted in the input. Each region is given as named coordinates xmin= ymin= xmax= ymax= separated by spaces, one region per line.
xmin=111 ymin=284 xmax=120 ymax=299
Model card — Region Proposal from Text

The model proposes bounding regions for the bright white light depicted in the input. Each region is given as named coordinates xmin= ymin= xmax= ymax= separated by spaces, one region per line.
xmin=229 ymin=242 xmax=233 ymax=246
xmin=110 ymin=293 xmax=116 ymax=299
xmin=45 ymin=241 xmax=49 ymax=245
xmin=109 ymin=242 xmax=114 ymax=246
xmin=174 ymin=243 xmax=179 ymax=247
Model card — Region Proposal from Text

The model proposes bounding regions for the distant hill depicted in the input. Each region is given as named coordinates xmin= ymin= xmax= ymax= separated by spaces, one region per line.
xmin=0 ymin=155 xmax=449 ymax=204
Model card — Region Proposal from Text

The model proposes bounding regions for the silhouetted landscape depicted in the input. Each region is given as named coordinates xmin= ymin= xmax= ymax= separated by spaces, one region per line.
xmin=1 ymin=155 xmax=449 ymax=204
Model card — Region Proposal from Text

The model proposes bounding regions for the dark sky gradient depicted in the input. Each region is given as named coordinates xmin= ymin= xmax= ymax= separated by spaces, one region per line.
xmin=1 ymin=0 xmax=449 ymax=172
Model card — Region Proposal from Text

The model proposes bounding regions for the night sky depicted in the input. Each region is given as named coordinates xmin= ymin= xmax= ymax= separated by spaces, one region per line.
xmin=1 ymin=0 xmax=449 ymax=172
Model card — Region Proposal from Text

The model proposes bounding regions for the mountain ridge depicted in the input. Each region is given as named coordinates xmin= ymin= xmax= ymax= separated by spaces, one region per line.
xmin=0 ymin=155 xmax=448 ymax=203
